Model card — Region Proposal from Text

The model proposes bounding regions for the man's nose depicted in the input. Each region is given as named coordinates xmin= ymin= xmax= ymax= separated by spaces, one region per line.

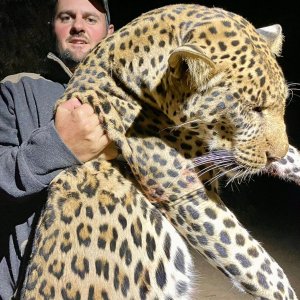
xmin=71 ymin=17 xmax=85 ymax=33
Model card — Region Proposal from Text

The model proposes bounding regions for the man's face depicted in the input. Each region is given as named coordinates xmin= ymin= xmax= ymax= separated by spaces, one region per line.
xmin=53 ymin=0 xmax=114 ymax=68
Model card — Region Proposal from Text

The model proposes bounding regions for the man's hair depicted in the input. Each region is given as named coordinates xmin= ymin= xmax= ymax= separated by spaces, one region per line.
xmin=49 ymin=0 xmax=111 ymax=25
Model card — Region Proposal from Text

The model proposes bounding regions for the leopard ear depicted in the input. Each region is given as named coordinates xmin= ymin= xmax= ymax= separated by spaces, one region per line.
xmin=256 ymin=24 xmax=283 ymax=56
xmin=168 ymin=44 xmax=221 ymax=89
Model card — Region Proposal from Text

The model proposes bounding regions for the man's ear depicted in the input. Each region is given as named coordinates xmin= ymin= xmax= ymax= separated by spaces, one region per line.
xmin=168 ymin=44 xmax=222 ymax=90
xmin=107 ymin=24 xmax=114 ymax=36
xmin=256 ymin=24 xmax=283 ymax=56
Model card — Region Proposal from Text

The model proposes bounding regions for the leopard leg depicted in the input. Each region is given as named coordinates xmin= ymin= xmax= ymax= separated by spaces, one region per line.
xmin=19 ymin=159 xmax=194 ymax=300
xmin=163 ymin=189 xmax=298 ymax=300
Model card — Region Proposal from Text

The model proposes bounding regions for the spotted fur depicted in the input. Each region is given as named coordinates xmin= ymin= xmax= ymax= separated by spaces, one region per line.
xmin=266 ymin=145 xmax=300 ymax=185
xmin=18 ymin=4 xmax=298 ymax=300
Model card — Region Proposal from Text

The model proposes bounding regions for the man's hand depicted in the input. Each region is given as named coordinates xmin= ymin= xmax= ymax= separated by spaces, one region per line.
xmin=55 ymin=98 xmax=116 ymax=162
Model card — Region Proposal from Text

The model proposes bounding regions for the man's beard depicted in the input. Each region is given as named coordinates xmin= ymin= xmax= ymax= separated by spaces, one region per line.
xmin=58 ymin=49 xmax=82 ymax=70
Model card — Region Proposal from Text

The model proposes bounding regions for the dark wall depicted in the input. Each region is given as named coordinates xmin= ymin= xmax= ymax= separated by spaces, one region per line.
xmin=1 ymin=1 xmax=299 ymax=228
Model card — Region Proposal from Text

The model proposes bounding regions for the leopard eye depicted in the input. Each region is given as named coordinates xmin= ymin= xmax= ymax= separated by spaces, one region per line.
xmin=253 ymin=106 xmax=263 ymax=113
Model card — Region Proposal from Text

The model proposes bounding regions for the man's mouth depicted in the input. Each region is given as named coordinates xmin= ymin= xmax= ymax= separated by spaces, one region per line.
xmin=69 ymin=39 xmax=88 ymax=45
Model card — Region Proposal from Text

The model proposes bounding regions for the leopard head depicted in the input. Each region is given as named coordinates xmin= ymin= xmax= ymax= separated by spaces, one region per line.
xmin=167 ymin=22 xmax=289 ymax=176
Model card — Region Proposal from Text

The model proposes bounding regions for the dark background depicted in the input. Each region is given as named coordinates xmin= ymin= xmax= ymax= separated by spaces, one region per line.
xmin=1 ymin=0 xmax=300 ymax=231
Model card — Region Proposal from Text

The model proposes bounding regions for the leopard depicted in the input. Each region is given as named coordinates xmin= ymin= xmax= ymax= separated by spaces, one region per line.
xmin=16 ymin=4 xmax=299 ymax=300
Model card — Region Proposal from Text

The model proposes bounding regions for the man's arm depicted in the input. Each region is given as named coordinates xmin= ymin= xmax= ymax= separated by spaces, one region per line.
xmin=0 ymin=82 xmax=80 ymax=199
xmin=0 ymin=81 xmax=114 ymax=200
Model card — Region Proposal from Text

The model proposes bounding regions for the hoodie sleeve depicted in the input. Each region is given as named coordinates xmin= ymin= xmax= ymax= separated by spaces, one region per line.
xmin=0 ymin=78 xmax=81 ymax=200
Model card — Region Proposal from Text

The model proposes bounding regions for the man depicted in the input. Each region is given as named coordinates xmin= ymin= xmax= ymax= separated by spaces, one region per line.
xmin=0 ymin=0 xmax=114 ymax=298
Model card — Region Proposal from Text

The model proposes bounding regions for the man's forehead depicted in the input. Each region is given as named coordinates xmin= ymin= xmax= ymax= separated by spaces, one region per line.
xmin=55 ymin=0 xmax=110 ymax=24
xmin=56 ymin=0 xmax=105 ymax=13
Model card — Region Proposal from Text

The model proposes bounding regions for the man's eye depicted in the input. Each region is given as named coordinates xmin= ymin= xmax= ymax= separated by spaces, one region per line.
xmin=86 ymin=17 xmax=97 ymax=24
xmin=60 ymin=15 xmax=71 ymax=22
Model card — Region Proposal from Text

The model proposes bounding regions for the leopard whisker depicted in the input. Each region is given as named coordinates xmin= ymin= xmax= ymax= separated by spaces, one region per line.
xmin=225 ymin=166 xmax=245 ymax=186
xmin=205 ymin=162 xmax=236 ymax=182
xmin=287 ymin=83 xmax=300 ymax=104
xmin=236 ymin=166 xmax=255 ymax=184
xmin=287 ymin=89 xmax=300 ymax=103
xmin=192 ymin=157 xmax=233 ymax=168
xmin=192 ymin=150 xmax=235 ymax=167
xmin=207 ymin=164 xmax=241 ymax=185
xmin=196 ymin=161 xmax=233 ymax=178
xmin=192 ymin=151 xmax=233 ymax=162
xmin=161 ymin=118 xmax=204 ymax=132
xmin=287 ymin=82 xmax=300 ymax=87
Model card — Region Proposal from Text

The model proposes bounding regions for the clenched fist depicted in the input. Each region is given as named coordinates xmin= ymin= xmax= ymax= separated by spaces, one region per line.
xmin=55 ymin=98 xmax=117 ymax=162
